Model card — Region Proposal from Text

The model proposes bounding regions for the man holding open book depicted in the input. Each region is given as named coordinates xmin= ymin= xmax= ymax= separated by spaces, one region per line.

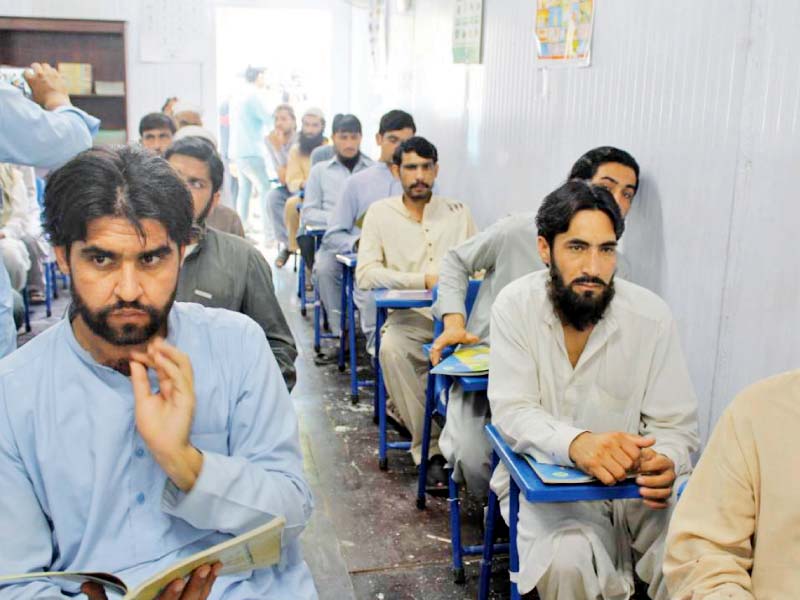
xmin=0 ymin=146 xmax=316 ymax=599
xmin=488 ymin=181 xmax=698 ymax=600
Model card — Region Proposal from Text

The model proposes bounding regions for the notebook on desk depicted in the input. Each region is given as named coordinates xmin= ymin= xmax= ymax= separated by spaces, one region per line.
xmin=430 ymin=345 xmax=489 ymax=376
xmin=523 ymin=456 xmax=639 ymax=485
xmin=381 ymin=290 xmax=431 ymax=300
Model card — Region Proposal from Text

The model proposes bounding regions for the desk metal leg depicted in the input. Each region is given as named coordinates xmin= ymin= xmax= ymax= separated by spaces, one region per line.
xmin=337 ymin=264 xmax=348 ymax=373
xmin=416 ymin=370 xmax=436 ymax=509
xmin=449 ymin=472 xmax=466 ymax=584
xmin=510 ymin=477 xmax=520 ymax=600
xmin=376 ymin=307 xmax=387 ymax=469
xmin=313 ymin=283 xmax=322 ymax=353
xmin=347 ymin=269 xmax=359 ymax=402
xmin=479 ymin=452 xmax=500 ymax=600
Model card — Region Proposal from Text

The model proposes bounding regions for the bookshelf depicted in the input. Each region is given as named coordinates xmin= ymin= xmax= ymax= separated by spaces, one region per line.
xmin=0 ymin=17 xmax=128 ymax=140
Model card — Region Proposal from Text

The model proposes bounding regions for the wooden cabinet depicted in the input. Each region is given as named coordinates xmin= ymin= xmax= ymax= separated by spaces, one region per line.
xmin=0 ymin=17 xmax=128 ymax=138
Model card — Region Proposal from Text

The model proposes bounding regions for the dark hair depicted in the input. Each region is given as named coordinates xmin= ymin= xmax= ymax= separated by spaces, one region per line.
xmin=139 ymin=112 xmax=176 ymax=136
xmin=44 ymin=146 xmax=193 ymax=251
xmin=378 ymin=109 xmax=416 ymax=135
xmin=568 ymin=146 xmax=640 ymax=191
xmin=392 ymin=136 xmax=438 ymax=166
xmin=165 ymin=137 xmax=224 ymax=195
xmin=245 ymin=65 xmax=265 ymax=83
xmin=332 ymin=114 xmax=362 ymax=135
xmin=536 ymin=180 xmax=625 ymax=249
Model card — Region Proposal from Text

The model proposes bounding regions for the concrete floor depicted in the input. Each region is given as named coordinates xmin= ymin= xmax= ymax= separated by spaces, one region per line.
xmin=20 ymin=260 xmax=512 ymax=600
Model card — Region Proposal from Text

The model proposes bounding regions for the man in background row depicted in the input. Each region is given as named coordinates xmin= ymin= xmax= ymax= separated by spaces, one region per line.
xmin=275 ymin=107 xmax=327 ymax=268
xmin=166 ymin=137 xmax=297 ymax=389
xmin=139 ymin=112 xmax=176 ymax=157
xmin=357 ymin=136 xmax=477 ymax=490
xmin=313 ymin=109 xmax=416 ymax=362
xmin=298 ymin=114 xmax=372 ymax=275
xmin=263 ymin=104 xmax=297 ymax=252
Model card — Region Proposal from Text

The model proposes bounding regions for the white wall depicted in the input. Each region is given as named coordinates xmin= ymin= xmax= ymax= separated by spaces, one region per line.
xmin=0 ymin=0 xmax=353 ymax=139
xmin=355 ymin=0 xmax=800 ymax=442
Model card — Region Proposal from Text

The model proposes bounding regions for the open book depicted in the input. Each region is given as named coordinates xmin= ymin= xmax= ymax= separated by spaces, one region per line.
xmin=430 ymin=345 xmax=489 ymax=376
xmin=0 ymin=517 xmax=284 ymax=600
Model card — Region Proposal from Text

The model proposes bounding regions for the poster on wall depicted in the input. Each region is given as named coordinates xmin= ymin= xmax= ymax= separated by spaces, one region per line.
xmin=535 ymin=0 xmax=595 ymax=68
xmin=453 ymin=0 xmax=484 ymax=64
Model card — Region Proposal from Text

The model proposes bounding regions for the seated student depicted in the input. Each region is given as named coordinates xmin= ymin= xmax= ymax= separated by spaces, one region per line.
xmin=139 ymin=112 xmax=176 ymax=157
xmin=356 ymin=136 xmax=477 ymax=489
xmin=275 ymin=107 xmax=328 ymax=268
xmin=172 ymin=101 xmax=203 ymax=129
xmin=259 ymin=103 xmax=297 ymax=248
xmin=0 ymin=146 xmax=315 ymax=598
xmin=165 ymin=137 xmax=297 ymax=390
xmin=663 ymin=371 xmax=800 ymax=599
xmin=298 ymin=114 xmax=372 ymax=268
xmin=172 ymin=126 xmax=245 ymax=238
xmin=0 ymin=164 xmax=32 ymax=291
xmin=312 ymin=109 xmax=416 ymax=362
xmin=433 ymin=146 xmax=641 ymax=499
xmin=488 ymin=180 xmax=698 ymax=600
xmin=0 ymin=164 xmax=49 ymax=302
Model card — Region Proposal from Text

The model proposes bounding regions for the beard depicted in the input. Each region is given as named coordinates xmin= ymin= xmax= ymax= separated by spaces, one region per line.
xmin=70 ymin=281 xmax=177 ymax=346
xmin=547 ymin=261 xmax=615 ymax=331
xmin=337 ymin=152 xmax=360 ymax=172
xmin=404 ymin=181 xmax=432 ymax=202
xmin=298 ymin=131 xmax=325 ymax=155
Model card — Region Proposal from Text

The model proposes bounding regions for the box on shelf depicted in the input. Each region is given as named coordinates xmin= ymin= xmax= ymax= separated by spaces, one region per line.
xmin=94 ymin=80 xmax=125 ymax=96
xmin=57 ymin=62 xmax=92 ymax=95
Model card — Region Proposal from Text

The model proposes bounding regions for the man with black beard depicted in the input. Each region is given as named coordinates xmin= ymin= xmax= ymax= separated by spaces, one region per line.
xmin=0 ymin=145 xmax=316 ymax=598
xmin=275 ymin=108 xmax=328 ymax=268
xmin=165 ymin=137 xmax=297 ymax=390
xmin=487 ymin=180 xmax=698 ymax=600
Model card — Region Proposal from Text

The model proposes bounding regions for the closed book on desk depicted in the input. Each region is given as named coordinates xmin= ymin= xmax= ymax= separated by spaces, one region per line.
xmin=523 ymin=457 xmax=637 ymax=485
xmin=0 ymin=516 xmax=285 ymax=599
xmin=430 ymin=345 xmax=489 ymax=376
xmin=381 ymin=290 xmax=430 ymax=300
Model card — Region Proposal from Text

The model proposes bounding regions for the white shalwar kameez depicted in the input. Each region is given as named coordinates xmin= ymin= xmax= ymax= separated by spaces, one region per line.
xmin=488 ymin=271 xmax=699 ymax=599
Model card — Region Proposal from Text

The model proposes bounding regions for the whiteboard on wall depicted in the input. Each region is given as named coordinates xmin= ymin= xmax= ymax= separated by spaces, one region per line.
xmin=139 ymin=0 xmax=206 ymax=63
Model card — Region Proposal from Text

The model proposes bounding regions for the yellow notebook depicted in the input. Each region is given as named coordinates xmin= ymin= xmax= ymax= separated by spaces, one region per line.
xmin=0 ymin=516 xmax=285 ymax=600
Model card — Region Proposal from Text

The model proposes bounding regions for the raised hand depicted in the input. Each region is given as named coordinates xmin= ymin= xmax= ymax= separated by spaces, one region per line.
xmin=569 ymin=431 xmax=655 ymax=485
xmin=130 ymin=338 xmax=203 ymax=492
xmin=24 ymin=62 xmax=70 ymax=110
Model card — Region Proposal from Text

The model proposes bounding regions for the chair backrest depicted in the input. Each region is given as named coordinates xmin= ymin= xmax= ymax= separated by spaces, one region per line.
xmin=431 ymin=279 xmax=482 ymax=338
xmin=310 ymin=144 xmax=335 ymax=166
xmin=35 ymin=177 xmax=46 ymax=210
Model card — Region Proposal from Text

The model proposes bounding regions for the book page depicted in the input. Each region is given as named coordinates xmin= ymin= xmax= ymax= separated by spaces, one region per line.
xmin=126 ymin=517 xmax=285 ymax=600
xmin=0 ymin=572 xmax=127 ymax=596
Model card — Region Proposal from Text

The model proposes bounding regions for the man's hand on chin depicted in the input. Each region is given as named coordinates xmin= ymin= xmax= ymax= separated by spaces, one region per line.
xmin=129 ymin=337 xmax=203 ymax=492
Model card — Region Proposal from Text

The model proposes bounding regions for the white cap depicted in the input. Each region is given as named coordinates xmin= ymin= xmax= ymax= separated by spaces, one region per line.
xmin=173 ymin=125 xmax=218 ymax=148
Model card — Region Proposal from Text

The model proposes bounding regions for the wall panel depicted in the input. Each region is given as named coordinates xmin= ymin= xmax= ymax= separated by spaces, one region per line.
xmin=364 ymin=0 xmax=798 ymax=442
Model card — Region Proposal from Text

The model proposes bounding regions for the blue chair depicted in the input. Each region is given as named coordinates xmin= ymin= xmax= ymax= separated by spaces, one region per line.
xmin=417 ymin=281 xmax=500 ymax=584
xmin=373 ymin=288 xmax=434 ymax=470
xmin=478 ymin=424 xmax=642 ymax=600
xmin=336 ymin=253 xmax=374 ymax=400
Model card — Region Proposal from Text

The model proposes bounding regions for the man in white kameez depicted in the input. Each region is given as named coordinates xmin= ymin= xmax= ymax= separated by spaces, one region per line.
xmin=488 ymin=180 xmax=698 ymax=600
